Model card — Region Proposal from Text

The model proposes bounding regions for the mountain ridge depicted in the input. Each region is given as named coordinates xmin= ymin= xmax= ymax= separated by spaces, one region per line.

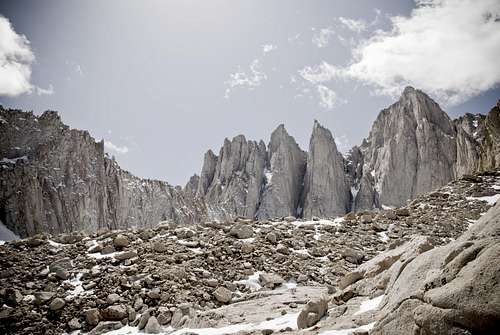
xmin=1 ymin=87 xmax=499 ymax=237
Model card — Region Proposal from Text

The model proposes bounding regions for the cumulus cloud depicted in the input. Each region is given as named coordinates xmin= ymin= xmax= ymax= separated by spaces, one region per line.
xmin=104 ymin=141 xmax=129 ymax=155
xmin=0 ymin=15 xmax=35 ymax=96
xmin=299 ymin=62 xmax=343 ymax=84
xmin=224 ymin=59 xmax=268 ymax=98
xmin=317 ymin=85 xmax=339 ymax=110
xmin=299 ymin=0 xmax=500 ymax=106
xmin=262 ymin=44 xmax=277 ymax=54
xmin=338 ymin=17 xmax=367 ymax=33
xmin=347 ymin=0 xmax=500 ymax=105
xmin=35 ymin=84 xmax=54 ymax=96
xmin=312 ymin=27 xmax=336 ymax=48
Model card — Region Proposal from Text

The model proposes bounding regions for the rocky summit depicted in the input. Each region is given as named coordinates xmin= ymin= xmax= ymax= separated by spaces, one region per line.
xmin=0 ymin=170 xmax=499 ymax=334
xmin=0 ymin=88 xmax=499 ymax=335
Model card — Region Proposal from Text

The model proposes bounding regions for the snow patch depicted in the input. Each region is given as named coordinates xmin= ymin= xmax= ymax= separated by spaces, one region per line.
xmin=234 ymin=272 xmax=263 ymax=292
xmin=319 ymin=322 xmax=376 ymax=335
xmin=354 ymin=295 xmax=384 ymax=315
xmin=377 ymin=232 xmax=389 ymax=242
xmin=466 ymin=194 xmax=500 ymax=206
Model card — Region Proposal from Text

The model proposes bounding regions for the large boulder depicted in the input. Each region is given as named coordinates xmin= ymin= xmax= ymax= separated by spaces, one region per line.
xmin=297 ymin=296 xmax=329 ymax=329
xmin=370 ymin=201 xmax=500 ymax=334
xmin=229 ymin=224 xmax=253 ymax=239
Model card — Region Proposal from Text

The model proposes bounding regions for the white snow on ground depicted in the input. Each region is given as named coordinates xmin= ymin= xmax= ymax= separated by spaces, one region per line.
xmin=381 ymin=204 xmax=394 ymax=210
xmin=354 ymin=295 xmax=385 ymax=315
xmin=466 ymin=194 xmax=500 ymax=205
xmin=0 ymin=222 xmax=20 ymax=245
xmin=234 ymin=272 xmax=263 ymax=292
xmin=65 ymin=273 xmax=93 ymax=297
xmin=377 ymin=232 xmax=389 ymax=242
xmin=319 ymin=322 xmax=376 ymax=335
xmin=88 ymin=250 xmax=119 ymax=259
xmin=466 ymin=218 xmax=478 ymax=229
xmin=264 ymin=169 xmax=273 ymax=183
xmin=492 ymin=184 xmax=500 ymax=190
xmin=98 ymin=312 xmax=300 ymax=335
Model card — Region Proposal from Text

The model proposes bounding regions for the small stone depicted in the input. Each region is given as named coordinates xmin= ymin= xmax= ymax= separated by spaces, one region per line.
xmin=113 ymin=234 xmax=130 ymax=248
xmin=106 ymin=293 xmax=120 ymax=304
xmin=85 ymin=308 xmax=101 ymax=326
xmin=229 ymin=224 xmax=254 ymax=239
xmin=157 ymin=307 xmax=172 ymax=325
xmin=34 ymin=291 xmax=55 ymax=305
xmin=115 ymin=250 xmax=138 ymax=261
xmin=240 ymin=243 xmax=254 ymax=254
xmin=213 ymin=287 xmax=232 ymax=303
xmin=49 ymin=297 xmax=66 ymax=310
xmin=101 ymin=245 xmax=116 ymax=255
xmin=68 ymin=318 xmax=82 ymax=330
xmin=148 ymin=288 xmax=161 ymax=299
xmin=284 ymin=216 xmax=296 ymax=222
xmin=206 ymin=278 xmax=218 ymax=287
xmin=265 ymin=232 xmax=277 ymax=244
xmin=145 ymin=316 xmax=161 ymax=334
xmin=101 ymin=304 xmax=128 ymax=320
xmin=262 ymin=329 xmax=273 ymax=335
xmin=395 ymin=208 xmax=410 ymax=217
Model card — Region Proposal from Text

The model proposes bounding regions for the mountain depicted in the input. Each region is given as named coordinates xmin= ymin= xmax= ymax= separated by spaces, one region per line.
xmin=0 ymin=108 xmax=204 ymax=237
xmin=0 ymin=88 xmax=498 ymax=237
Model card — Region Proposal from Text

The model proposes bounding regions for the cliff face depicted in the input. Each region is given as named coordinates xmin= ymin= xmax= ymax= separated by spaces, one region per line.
xmin=353 ymin=87 xmax=458 ymax=210
xmin=0 ymin=107 xmax=204 ymax=237
xmin=257 ymin=125 xmax=306 ymax=219
xmin=302 ymin=121 xmax=350 ymax=218
xmin=196 ymin=135 xmax=267 ymax=220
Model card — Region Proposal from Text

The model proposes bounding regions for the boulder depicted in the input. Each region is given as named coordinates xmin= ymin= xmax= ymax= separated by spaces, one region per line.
xmin=297 ymin=296 xmax=329 ymax=329
xmin=101 ymin=305 xmax=127 ymax=320
xmin=229 ymin=224 xmax=253 ymax=239
xmin=85 ymin=308 xmax=101 ymax=326
xmin=49 ymin=298 xmax=66 ymax=311
xmin=113 ymin=234 xmax=129 ymax=248
xmin=145 ymin=316 xmax=161 ymax=334
xmin=213 ymin=287 xmax=232 ymax=303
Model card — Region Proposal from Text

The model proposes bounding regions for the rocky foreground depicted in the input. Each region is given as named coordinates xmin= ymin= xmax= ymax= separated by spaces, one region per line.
xmin=0 ymin=171 xmax=499 ymax=334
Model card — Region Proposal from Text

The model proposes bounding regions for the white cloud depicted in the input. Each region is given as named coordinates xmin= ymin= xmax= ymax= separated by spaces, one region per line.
xmin=317 ymin=85 xmax=339 ymax=110
xmin=35 ymin=84 xmax=54 ymax=96
xmin=224 ymin=59 xmax=268 ymax=98
xmin=346 ymin=0 xmax=500 ymax=105
xmin=338 ymin=17 xmax=367 ymax=33
xmin=312 ymin=27 xmax=336 ymax=48
xmin=104 ymin=141 xmax=129 ymax=154
xmin=0 ymin=15 xmax=35 ymax=96
xmin=262 ymin=44 xmax=277 ymax=54
xmin=298 ymin=62 xmax=344 ymax=84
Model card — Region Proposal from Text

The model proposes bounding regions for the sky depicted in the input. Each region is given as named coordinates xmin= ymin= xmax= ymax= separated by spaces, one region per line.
xmin=0 ymin=0 xmax=499 ymax=186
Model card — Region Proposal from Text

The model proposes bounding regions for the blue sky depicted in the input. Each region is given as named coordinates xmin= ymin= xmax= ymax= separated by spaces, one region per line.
xmin=0 ymin=0 xmax=499 ymax=185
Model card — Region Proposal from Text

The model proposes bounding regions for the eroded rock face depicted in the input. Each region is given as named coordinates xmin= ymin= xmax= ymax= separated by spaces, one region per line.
xmin=197 ymin=135 xmax=267 ymax=220
xmin=354 ymin=87 xmax=458 ymax=210
xmin=258 ymin=125 xmax=306 ymax=219
xmin=302 ymin=121 xmax=351 ymax=218
xmin=0 ymin=107 xmax=205 ymax=238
